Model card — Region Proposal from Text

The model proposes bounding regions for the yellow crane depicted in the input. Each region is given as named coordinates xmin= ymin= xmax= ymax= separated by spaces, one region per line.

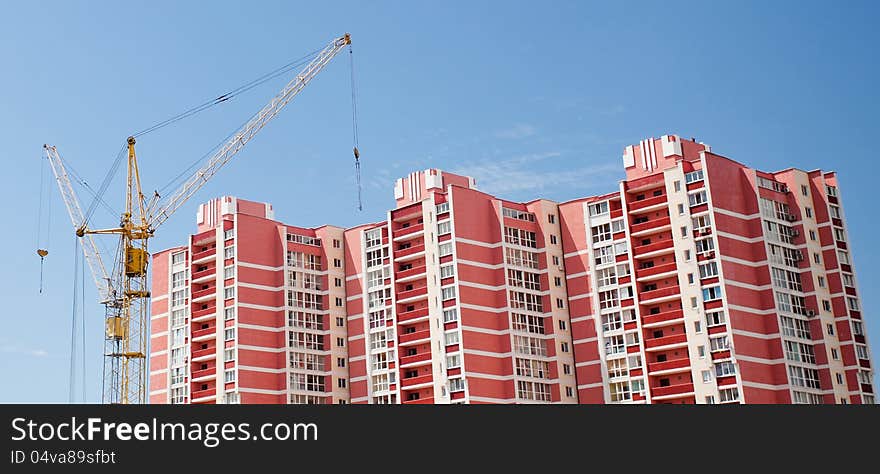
xmin=44 ymin=33 xmax=353 ymax=404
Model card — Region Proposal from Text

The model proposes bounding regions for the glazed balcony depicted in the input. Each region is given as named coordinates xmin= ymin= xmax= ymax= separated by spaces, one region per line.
xmin=644 ymin=333 xmax=688 ymax=350
xmin=628 ymin=194 xmax=668 ymax=213
xmin=403 ymin=397 xmax=435 ymax=405
xmin=630 ymin=216 xmax=671 ymax=236
xmin=399 ymin=329 xmax=432 ymax=346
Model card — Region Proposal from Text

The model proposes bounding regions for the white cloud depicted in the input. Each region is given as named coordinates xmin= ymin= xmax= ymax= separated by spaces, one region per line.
xmin=494 ymin=123 xmax=537 ymax=140
xmin=452 ymin=152 xmax=619 ymax=197
xmin=1 ymin=344 xmax=49 ymax=358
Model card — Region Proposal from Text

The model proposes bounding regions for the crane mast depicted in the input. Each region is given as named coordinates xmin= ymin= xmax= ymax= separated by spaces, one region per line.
xmin=45 ymin=33 xmax=352 ymax=404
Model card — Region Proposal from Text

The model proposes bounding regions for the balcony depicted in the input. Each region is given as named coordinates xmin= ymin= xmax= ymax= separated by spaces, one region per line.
xmin=394 ymin=244 xmax=426 ymax=261
xmin=647 ymin=358 xmax=691 ymax=374
xmin=401 ymin=374 xmax=433 ymax=388
xmin=192 ymin=287 xmax=216 ymax=303
xmin=393 ymin=223 xmax=425 ymax=241
xmin=190 ymin=387 xmax=217 ymax=401
xmin=397 ymin=286 xmax=428 ymax=303
xmin=191 ymin=267 xmax=216 ymax=283
xmin=396 ymin=265 xmax=427 ymax=282
xmin=191 ymin=306 xmax=217 ymax=319
xmin=650 ymin=382 xmax=694 ymax=398
xmin=633 ymin=240 xmax=674 ymax=257
xmin=399 ymin=329 xmax=432 ymax=345
xmin=191 ymin=347 xmax=215 ymax=361
xmin=628 ymin=194 xmax=667 ymax=213
xmin=639 ymin=286 xmax=680 ymax=303
xmin=636 ymin=262 xmax=677 ymax=280
xmin=642 ymin=309 xmax=685 ymax=327
xmin=397 ymin=307 xmax=430 ymax=323
xmin=191 ymin=367 xmax=216 ymax=381
xmin=403 ymin=397 xmax=435 ymax=405
xmin=191 ymin=247 xmax=216 ymax=264
xmin=191 ymin=326 xmax=216 ymax=341
xmin=399 ymin=352 xmax=432 ymax=367
xmin=644 ymin=333 xmax=688 ymax=350
xmin=630 ymin=216 xmax=671 ymax=236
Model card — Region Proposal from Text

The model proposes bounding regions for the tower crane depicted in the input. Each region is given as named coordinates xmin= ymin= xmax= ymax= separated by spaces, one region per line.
xmin=44 ymin=33 xmax=353 ymax=404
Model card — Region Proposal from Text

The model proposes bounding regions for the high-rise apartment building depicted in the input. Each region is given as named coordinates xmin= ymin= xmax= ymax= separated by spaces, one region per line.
xmin=149 ymin=197 xmax=349 ymax=404
xmin=149 ymin=134 xmax=874 ymax=404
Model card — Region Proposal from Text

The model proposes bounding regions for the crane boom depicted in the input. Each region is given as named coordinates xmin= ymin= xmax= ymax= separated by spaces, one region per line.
xmin=148 ymin=33 xmax=352 ymax=231
xmin=43 ymin=144 xmax=116 ymax=304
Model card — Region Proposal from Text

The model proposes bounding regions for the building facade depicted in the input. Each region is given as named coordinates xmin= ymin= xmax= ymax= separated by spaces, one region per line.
xmin=149 ymin=134 xmax=874 ymax=404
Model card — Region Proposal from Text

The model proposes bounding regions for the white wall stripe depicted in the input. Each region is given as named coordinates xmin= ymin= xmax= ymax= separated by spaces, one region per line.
xmin=455 ymin=237 xmax=503 ymax=249
xmin=721 ymin=256 xmax=769 ymax=267
xmin=713 ymin=208 xmax=761 ymax=221
xmin=715 ymin=231 xmax=764 ymax=244
xmin=239 ymin=365 xmax=286 ymax=374
xmin=459 ymin=303 xmax=508 ymax=314
xmin=732 ymin=329 xmax=781 ymax=340
xmin=565 ymin=271 xmax=589 ymax=279
xmin=457 ymin=259 xmax=505 ymax=270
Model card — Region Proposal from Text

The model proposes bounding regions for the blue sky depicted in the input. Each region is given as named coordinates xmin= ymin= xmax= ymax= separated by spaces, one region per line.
xmin=0 ymin=1 xmax=877 ymax=402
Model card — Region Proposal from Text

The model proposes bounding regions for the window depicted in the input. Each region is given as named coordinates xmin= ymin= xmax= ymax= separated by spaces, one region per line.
xmin=338 ymin=378 xmax=347 ymax=388
xmin=588 ymin=201 xmax=609 ymax=216
xmin=702 ymin=370 xmax=712 ymax=383
xmin=224 ymin=369 xmax=236 ymax=383
xmin=598 ymin=289 xmax=619 ymax=310
xmin=677 ymin=203 xmax=685 ymax=215
xmin=825 ymin=185 xmax=838 ymax=197
xmin=223 ymin=286 xmax=235 ymax=299
xmin=685 ymin=169 xmax=704 ymax=184
xmin=224 ymin=328 xmax=235 ymax=341
xmin=171 ymin=328 xmax=185 ymax=347
xmin=436 ymin=202 xmax=450 ymax=214
xmin=437 ymin=220 xmax=451 ymax=235
xmin=847 ymin=297 xmax=860 ymax=311
xmin=439 ymin=242 xmax=453 ymax=257
xmin=780 ymin=316 xmax=811 ymax=340
xmin=611 ymin=219 xmax=625 ymax=234
xmin=449 ymin=378 xmax=465 ymax=392
xmin=171 ymin=251 xmax=186 ymax=265
xmin=801 ymin=184 xmax=808 ymax=196
xmin=856 ymin=344 xmax=869 ymax=360
xmin=443 ymin=308 xmax=458 ymax=323
xmin=224 ymin=307 xmax=235 ymax=321
xmin=809 ymin=230 xmax=816 ymax=241
xmin=556 ymin=298 xmax=564 ymax=309
xmin=548 ymin=214 xmax=556 ymax=224
xmin=224 ymin=348 xmax=235 ymax=361
xmin=445 ymin=331 xmax=460 ymax=346
xmin=601 ymin=313 xmax=622 ymax=333
xmin=288 ymin=251 xmax=322 ymax=270
xmin=171 ymin=289 xmax=187 ymax=307
xmin=609 ymin=381 xmax=631 ymax=402
xmin=171 ymin=308 xmax=186 ymax=327
xmin=446 ymin=353 xmax=462 ymax=369
xmin=709 ymin=336 xmax=730 ymax=352
xmin=507 ymin=269 xmax=541 ymax=290
xmin=335 ymin=297 xmax=343 ymax=307
xmin=694 ymin=321 xmax=702 ymax=334
xmin=438 ymin=264 xmax=455 ymax=279
xmin=834 ymin=228 xmax=847 ymax=242
xmin=684 ymin=249 xmax=692 ymax=261
xmin=597 ymin=267 xmax=617 ymax=288
xmin=554 ymin=276 xmax=562 ymax=287
xmin=441 ymin=286 xmax=457 ymax=301
xmin=692 ymin=215 xmax=712 ymax=233
xmin=593 ymin=245 xmax=614 ymax=266
xmin=714 ymin=361 xmax=736 ymax=377
xmin=784 ymin=341 xmax=816 ymax=364
xmin=691 ymin=297 xmax=698 ymax=308
xmin=852 ymin=320 xmax=864 ymax=336
xmin=172 ymin=270 xmax=186 ymax=288
xmin=813 ymin=253 xmax=821 ymax=265
xmin=335 ymin=317 xmax=345 ymax=327
xmin=698 ymin=345 xmax=706 ymax=358
xmin=719 ymin=387 xmax=740 ymax=403
xmin=365 ymin=248 xmax=386 ymax=268
xmin=613 ymin=241 xmax=628 ymax=256
xmin=224 ymin=246 xmax=235 ymax=259
xmin=502 ymin=207 xmax=536 ymax=222
xmin=775 ymin=292 xmax=807 ymax=316
xmin=286 ymin=233 xmax=321 ymax=246
xmin=563 ymin=364 xmax=571 ymax=375
xmin=688 ymin=190 xmax=708 ymax=207
xmin=829 ymin=205 xmax=841 ymax=219
xmin=560 ymin=342 xmax=571 ymax=353
xmin=517 ymin=380 xmax=552 ymax=402
xmin=705 ymin=395 xmax=715 ymax=404
xmin=607 ymin=358 xmax=627 ymax=379
xmin=771 ymin=267 xmax=802 ymax=292
xmin=591 ymin=223 xmax=611 ymax=244
xmin=828 ymin=323 xmax=836 ymax=335
xmin=822 ymin=300 xmax=831 ymax=312
xmin=550 ymin=234 xmax=558 ymax=245
xmin=792 ymin=391 xmax=823 ymax=404
xmin=706 ymin=311 xmax=726 ymax=327
xmin=509 ymin=291 xmax=542 ymax=312
xmin=365 ymin=228 xmax=383 ymax=248
xmin=604 ymin=335 xmax=624 ymax=355
xmin=698 ymin=261 xmax=718 ymax=279
xmin=336 ymin=337 xmax=345 ymax=347
xmin=842 ymin=273 xmax=854 ymax=287
xmin=757 ymin=176 xmax=787 ymax=193
xmin=816 ymin=276 xmax=826 ymax=288
xmin=702 ymin=286 xmax=722 ymax=302
xmin=333 ymin=239 xmax=341 ymax=249
xmin=788 ymin=366 xmax=820 ymax=389
xmin=831 ymin=348 xmax=839 ymax=361
xmin=516 ymin=358 xmax=550 ymax=378
xmin=674 ymin=180 xmax=681 ymax=192
xmin=805 ymin=207 xmax=813 ymax=218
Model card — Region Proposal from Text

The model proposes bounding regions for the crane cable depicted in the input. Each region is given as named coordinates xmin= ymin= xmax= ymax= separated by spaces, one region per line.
xmin=69 ymin=237 xmax=80 ymax=403
xmin=349 ymin=44 xmax=362 ymax=211
xmin=36 ymin=153 xmax=51 ymax=293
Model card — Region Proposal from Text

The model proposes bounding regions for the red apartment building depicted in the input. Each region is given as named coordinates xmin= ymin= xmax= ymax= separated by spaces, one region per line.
xmin=149 ymin=134 xmax=874 ymax=404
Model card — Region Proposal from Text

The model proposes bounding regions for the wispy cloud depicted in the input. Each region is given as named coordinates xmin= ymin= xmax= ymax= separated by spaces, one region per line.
xmin=452 ymin=151 xmax=620 ymax=197
xmin=494 ymin=123 xmax=537 ymax=140
xmin=1 ymin=344 xmax=49 ymax=358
